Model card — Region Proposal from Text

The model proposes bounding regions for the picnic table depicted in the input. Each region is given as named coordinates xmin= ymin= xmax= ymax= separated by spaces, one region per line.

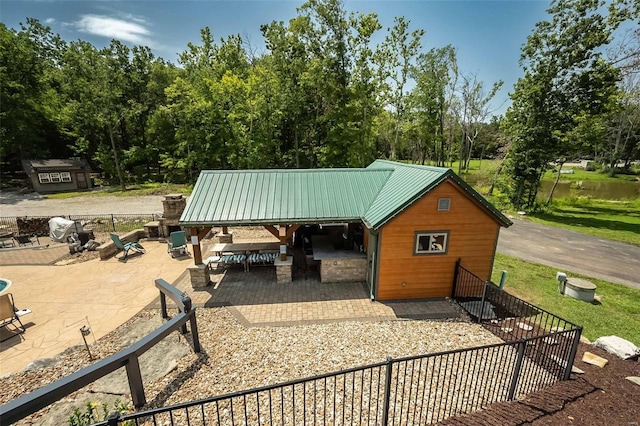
xmin=209 ymin=242 xmax=280 ymax=256
xmin=208 ymin=242 xmax=280 ymax=271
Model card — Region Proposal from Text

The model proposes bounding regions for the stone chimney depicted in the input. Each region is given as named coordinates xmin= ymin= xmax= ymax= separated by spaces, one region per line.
xmin=159 ymin=194 xmax=186 ymax=237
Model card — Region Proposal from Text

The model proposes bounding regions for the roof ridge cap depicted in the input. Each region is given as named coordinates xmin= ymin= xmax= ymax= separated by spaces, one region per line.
xmin=374 ymin=159 xmax=450 ymax=172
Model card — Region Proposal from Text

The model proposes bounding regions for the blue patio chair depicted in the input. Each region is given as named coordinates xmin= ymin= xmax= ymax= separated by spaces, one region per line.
xmin=167 ymin=230 xmax=189 ymax=258
xmin=110 ymin=233 xmax=145 ymax=261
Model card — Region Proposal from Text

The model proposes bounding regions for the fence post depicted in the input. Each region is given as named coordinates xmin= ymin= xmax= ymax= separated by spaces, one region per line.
xmin=507 ymin=340 xmax=526 ymax=400
xmin=451 ymin=258 xmax=461 ymax=298
xmin=111 ymin=214 xmax=116 ymax=232
xmin=125 ymin=355 xmax=146 ymax=408
xmin=563 ymin=327 xmax=583 ymax=380
xmin=159 ymin=291 xmax=168 ymax=319
xmin=189 ymin=311 xmax=201 ymax=353
xmin=381 ymin=357 xmax=393 ymax=426
xmin=477 ymin=281 xmax=488 ymax=323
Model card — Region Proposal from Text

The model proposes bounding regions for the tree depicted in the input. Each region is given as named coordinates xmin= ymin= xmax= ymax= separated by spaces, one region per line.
xmin=377 ymin=17 xmax=424 ymax=160
xmin=0 ymin=20 xmax=67 ymax=167
xmin=454 ymin=73 xmax=502 ymax=174
xmin=503 ymin=0 xmax=635 ymax=208
xmin=409 ymin=46 xmax=457 ymax=166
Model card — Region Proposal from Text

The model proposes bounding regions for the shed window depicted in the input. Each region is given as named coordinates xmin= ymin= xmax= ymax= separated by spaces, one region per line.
xmin=438 ymin=198 xmax=451 ymax=211
xmin=37 ymin=171 xmax=72 ymax=183
xmin=414 ymin=231 xmax=449 ymax=255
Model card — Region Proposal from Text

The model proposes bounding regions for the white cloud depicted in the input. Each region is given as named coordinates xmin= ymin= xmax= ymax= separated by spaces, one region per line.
xmin=74 ymin=14 xmax=153 ymax=46
xmin=45 ymin=18 xmax=56 ymax=24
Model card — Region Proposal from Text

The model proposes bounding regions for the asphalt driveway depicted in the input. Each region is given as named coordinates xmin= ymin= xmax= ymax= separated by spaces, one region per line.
xmin=498 ymin=219 xmax=640 ymax=289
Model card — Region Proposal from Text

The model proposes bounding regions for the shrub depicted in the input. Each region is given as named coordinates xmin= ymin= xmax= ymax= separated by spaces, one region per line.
xmin=68 ymin=400 xmax=133 ymax=426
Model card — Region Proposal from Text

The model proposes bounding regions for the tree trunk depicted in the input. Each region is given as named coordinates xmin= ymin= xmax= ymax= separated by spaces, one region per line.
xmin=391 ymin=119 xmax=400 ymax=160
xmin=107 ymin=123 xmax=126 ymax=191
xmin=295 ymin=127 xmax=300 ymax=169
xmin=546 ymin=160 xmax=564 ymax=205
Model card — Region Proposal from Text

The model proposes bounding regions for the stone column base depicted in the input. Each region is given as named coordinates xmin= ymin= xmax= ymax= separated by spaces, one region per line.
xmin=274 ymin=257 xmax=293 ymax=283
xmin=188 ymin=263 xmax=210 ymax=289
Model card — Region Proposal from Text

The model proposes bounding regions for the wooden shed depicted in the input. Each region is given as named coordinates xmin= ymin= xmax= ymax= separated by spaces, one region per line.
xmin=21 ymin=158 xmax=93 ymax=193
xmin=180 ymin=160 xmax=511 ymax=300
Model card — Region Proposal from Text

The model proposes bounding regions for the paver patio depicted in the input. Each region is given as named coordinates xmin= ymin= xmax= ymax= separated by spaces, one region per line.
xmin=172 ymin=266 xmax=460 ymax=327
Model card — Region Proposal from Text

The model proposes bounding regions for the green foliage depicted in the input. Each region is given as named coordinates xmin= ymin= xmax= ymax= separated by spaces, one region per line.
xmin=493 ymin=254 xmax=640 ymax=343
xmin=503 ymin=0 xmax=638 ymax=208
xmin=68 ymin=400 xmax=133 ymax=426
xmin=4 ymin=0 xmax=638 ymax=190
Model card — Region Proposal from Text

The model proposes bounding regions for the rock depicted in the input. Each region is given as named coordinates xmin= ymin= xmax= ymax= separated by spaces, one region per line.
xmin=550 ymin=326 xmax=565 ymax=333
xmin=501 ymin=327 xmax=513 ymax=333
xmin=582 ymin=351 xmax=608 ymax=368
xmin=517 ymin=211 xmax=526 ymax=215
xmin=543 ymin=337 xmax=559 ymax=346
xmin=580 ymin=335 xmax=591 ymax=344
xmin=593 ymin=294 xmax=602 ymax=303
xmin=22 ymin=358 xmax=61 ymax=372
xmin=626 ymin=377 xmax=640 ymax=387
xmin=517 ymin=322 xmax=533 ymax=331
xmin=593 ymin=336 xmax=640 ymax=360
xmin=572 ymin=366 xmax=585 ymax=374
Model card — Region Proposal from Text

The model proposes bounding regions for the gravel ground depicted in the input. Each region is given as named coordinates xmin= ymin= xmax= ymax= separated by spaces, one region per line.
xmin=0 ymin=191 xmax=166 ymax=216
xmin=1 ymin=307 xmax=504 ymax=425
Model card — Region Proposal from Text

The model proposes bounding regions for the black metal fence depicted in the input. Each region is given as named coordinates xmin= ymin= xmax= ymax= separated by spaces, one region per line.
xmin=84 ymin=261 xmax=582 ymax=426
xmin=452 ymin=260 xmax=582 ymax=383
xmin=0 ymin=279 xmax=200 ymax=425
xmin=95 ymin=332 xmax=580 ymax=426
xmin=0 ymin=214 xmax=158 ymax=236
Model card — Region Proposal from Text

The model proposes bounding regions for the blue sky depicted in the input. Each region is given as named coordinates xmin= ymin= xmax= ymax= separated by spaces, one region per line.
xmin=1 ymin=0 xmax=555 ymax=116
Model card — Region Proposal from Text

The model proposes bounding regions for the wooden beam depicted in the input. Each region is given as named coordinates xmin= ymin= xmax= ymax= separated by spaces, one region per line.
xmin=222 ymin=226 xmax=229 ymax=234
xmin=197 ymin=227 xmax=212 ymax=240
xmin=264 ymin=225 xmax=279 ymax=240
xmin=189 ymin=228 xmax=203 ymax=264
xmin=285 ymin=224 xmax=300 ymax=239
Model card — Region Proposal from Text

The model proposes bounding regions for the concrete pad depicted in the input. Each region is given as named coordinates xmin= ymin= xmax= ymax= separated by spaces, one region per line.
xmin=0 ymin=241 xmax=189 ymax=374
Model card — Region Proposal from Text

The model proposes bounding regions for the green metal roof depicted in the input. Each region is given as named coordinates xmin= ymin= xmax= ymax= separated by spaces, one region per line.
xmin=363 ymin=160 xmax=512 ymax=229
xmin=180 ymin=168 xmax=392 ymax=226
xmin=180 ymin=161 xmax=512 ymax=229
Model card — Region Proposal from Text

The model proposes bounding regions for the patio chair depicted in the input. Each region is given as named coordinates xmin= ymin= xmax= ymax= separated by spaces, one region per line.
xmin=167 ymin=230 xmax=189 ymax=258
xmin=110 ymin=233 xmax=145 ymax=261
xmin=1 ymin=293 xmax=30 ymax=342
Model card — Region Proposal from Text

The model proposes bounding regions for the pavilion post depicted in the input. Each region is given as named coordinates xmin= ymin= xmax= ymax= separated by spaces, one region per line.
xmin=279 ymin=225 xmax=287 ymax=260
xmin=190 ymin=228 xmax=203 ymax=265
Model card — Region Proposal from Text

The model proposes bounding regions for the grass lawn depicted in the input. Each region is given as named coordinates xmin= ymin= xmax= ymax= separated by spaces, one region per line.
xmin=492 ymin=253 xmax=640 ymax=344
xmin=45 ymin=183 xmax=193 ymax=199
xmin=526 ymin=198 xmax=640 ymax=246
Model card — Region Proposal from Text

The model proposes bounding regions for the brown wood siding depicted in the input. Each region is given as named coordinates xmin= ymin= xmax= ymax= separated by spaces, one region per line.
xmin=377 ymin=179 xmax=500 ymax=300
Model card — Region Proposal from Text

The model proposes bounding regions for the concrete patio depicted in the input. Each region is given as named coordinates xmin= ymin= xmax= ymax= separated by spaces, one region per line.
xmin=1 ymin=238 xmax=460 ymax=376
xmin=0 ymin=240 xmax=191 ymax=374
